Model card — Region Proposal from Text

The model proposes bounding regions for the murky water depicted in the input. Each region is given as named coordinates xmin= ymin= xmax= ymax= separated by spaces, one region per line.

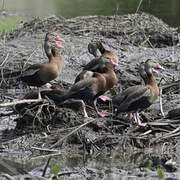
xmin=1 ymin=149 xmax=180 ymax=180
xmin=1 ymin=0 xmax=180 ymax=27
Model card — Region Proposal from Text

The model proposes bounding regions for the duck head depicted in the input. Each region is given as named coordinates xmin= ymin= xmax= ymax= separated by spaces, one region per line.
xmin=45 ymin=32 xmax=65 ymax=48
xmin=101 ymin=56 xmax=118 ymax=69
xmin=88 ymin=42 xmax=98 ymax=57
xmin=44 ymin=35 xmax=64 ymax=58
xmin=96 ymin=41 xmax=105 ymax=54
xmin=144 ymin=59 xmax=164 ymax=75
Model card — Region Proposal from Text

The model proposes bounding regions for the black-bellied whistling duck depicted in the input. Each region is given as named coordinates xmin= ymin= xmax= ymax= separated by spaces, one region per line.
xmin=75 ymin=41 xmax=118 ymax=82
xmin=17 ymin=32 xmax=65 ymax=99
xmin=88 ymin=41 xmax=119 ymax=61
xmin=112 ymin=59 xmax=164 ymax=127
xmin=56 ymin=71 xmax=106 ymax=118
xmin=95 ymin=41 xmax=119 ymax=64
xmin=86 ymin=42 xmax=119 ymax=102
xmin=93 ymin=57 xmax=118 ymax=116
xmin=55 ymin=56 xmax=117 ymax=118
xmin=74 ymin=51 xmax=118 ymax=102
xmin=44 ymin=32 xmax=64 ymax=58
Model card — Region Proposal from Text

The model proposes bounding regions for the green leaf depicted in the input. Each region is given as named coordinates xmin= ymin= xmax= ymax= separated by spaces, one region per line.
xmin=48 ymin=175 xmax=53 ymax=180
xmin=50 ymin=165 xmax=61 ymax=176
xmin=145 ymin=161 xmax=152 ymax=169
xmin=109 ymin=88 xmax=117 ymax=96
xmin=140 ymin=38 xmax=149 ymax=46
xmin=157 ymin=168 xmax=165 ymax=179
xmin=1 ymin=29 xmax=6 ymax=38
xmin=40 ymin=39 xmax=44 ymax=44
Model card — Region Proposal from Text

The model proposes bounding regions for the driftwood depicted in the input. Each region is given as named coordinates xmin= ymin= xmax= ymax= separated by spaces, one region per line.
xmin=0 ymin=99 xmax=44 ymax=108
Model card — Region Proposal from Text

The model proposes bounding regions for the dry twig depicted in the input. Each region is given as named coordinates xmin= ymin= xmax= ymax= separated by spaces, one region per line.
xmin=0 ymin=99 xmax=45 ymax=108
xmin=50 ymin=117 xmax=97 ymax=148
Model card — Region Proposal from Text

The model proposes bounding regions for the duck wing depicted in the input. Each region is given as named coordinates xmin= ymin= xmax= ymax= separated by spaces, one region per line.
xmin=113 ymin=85 xmax=152 ymax=113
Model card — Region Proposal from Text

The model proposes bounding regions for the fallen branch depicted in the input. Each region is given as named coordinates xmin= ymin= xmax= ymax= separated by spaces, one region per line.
xmin=0 ymin=173 xmax=14 ymax=180
xmin=152 ymin=127 xmax=180 ymax=143
xmin=31 ymin=152 xmax=62 ymax=160
xmin=50 ymin=117 xmax=97 ymax=148
xmin=0 ymin=111 xmax=14 ymax=116
xmin=0 ymin=99 xmax=45 ymax=108
xmin=31 ymin=146 xmax=59 ymax=152
xmin=0 ymin=53 xmax=9 ymax=67
xmin=42 ymin=157 xmax=51 ymax=177
xmin=161 ymin=80 xmax=180 ymax=89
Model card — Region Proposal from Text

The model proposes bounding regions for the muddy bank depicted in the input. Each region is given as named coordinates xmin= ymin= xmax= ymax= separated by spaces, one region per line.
xmin=0 ymin=12 xmax=180 ymax=179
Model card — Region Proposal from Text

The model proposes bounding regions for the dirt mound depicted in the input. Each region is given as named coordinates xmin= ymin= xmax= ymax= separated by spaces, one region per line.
xmin=0 ymin=14 xmax=179 ymax=178
xmin=7 ymin=12 xmax=178 ymax=47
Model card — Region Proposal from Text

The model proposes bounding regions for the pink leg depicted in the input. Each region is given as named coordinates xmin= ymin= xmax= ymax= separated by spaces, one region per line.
xmin=133 ymin=113 xmax=138 ymax=124
xmin=93 ymin=99 xmax=109 ymax=117
xmin=98 ymin=95 xmax=111 ymax=102
xmin=18 ymin=83 xmax=23 ymax=100
xmin=128 ymin=113 xmax=133 ymax=120
xmin=81 ymin=100 xmax=88 ymax=118
xmin=133 ymin=113 xmax=147 ymax=127
xmin=38 ymin=88 xmax=42 ymax=99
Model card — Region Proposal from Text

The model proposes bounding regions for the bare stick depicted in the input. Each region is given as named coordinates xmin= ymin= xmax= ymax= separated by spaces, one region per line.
xmin=136 ymin=0 xmax=144 ymax=13
xmin=31 ymin=152 xmax=62 ymax=160
xmin=0 ymin=173 xmax=14 ymax=180
xmin=0 ymin=53 xmax=9 ymax=67
xmin=31 ymin=146 xmax=59 ymax=152
xmin=50 ymin=117 xmax=96 ymax=148
xmin=23 ymin=45 xmax=41 ymax=69
xmin=159 ymin=88 xmax=165 ymax=118
xmin=42 ymin=157 xmax=52 ymax=177
xmin=0 ymin=111 xmax=14 ymax=116
xmin=0 ymin=99 xmax=45 ymax=108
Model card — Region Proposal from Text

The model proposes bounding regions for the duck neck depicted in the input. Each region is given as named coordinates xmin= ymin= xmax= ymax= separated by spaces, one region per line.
xmin=103 ymin=68 xmax=117 ymax=89
xmin=51 ymin=48 xmax=63 ymax=63
xmin=44 ymin=42 xmax=52 ymax=61
xmin=50 ymin=49 xmax=65 ymax=72
xmin=147 ymin=74 xmax=159 ymax=95
xmin=147 ymin=74 xmax=157 ymax=86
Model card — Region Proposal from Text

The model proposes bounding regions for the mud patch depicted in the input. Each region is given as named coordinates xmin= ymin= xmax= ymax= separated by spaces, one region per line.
xmin=0 ymin=13 xmax=180 ymax=179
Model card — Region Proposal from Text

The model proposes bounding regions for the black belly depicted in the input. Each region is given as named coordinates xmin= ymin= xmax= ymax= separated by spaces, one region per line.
xmin=19 ymin=73 xmax=45 ymax=87
xmin=117 ymin=96 xmax=152 ymax=114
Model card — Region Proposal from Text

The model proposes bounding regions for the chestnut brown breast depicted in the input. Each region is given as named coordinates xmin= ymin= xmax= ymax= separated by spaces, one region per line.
xmin=101 ymin=67 xmax=118 ymax=91
xmin=18 ymin=45 xmax=65 ymax=87
xmin=53 ymin=72 xmax=107 ymax=105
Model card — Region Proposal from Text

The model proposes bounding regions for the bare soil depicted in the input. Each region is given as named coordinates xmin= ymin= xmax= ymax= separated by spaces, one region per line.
xmin=0 ymin=12 xmax=180 ymax=179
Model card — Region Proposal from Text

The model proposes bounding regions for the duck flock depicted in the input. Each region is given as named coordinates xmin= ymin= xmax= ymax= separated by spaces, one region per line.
xmin=16 ymin=32 xmax=165 ymax=127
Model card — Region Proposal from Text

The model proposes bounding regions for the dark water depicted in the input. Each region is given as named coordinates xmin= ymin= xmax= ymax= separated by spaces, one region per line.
xmin=1 ymin=0 xmax=180 ymax=27
xmin=1 ymin=150 xmax=180 ymax=180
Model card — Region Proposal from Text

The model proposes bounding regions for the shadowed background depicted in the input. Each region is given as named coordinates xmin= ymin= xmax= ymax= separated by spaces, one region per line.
xmin=1 ymin=0 xmax=180 ymax=27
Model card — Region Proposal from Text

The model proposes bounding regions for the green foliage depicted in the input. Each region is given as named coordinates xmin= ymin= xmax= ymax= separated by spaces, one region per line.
xmin=145 ymin=161 xmax=152 ymax=169
xmin=48 ymin=165 xmax=61 ymax=180
xmin=109 ymin=88 xmax=117 ymax=96
xmin=1 ymin=29 xmax=6 ymax=38
xmin=0 ymin=17 xmax=24 ymax=37
xmin=40 ymin=39 xmax=44 ymax=44
xmin=157 ymin=168 xmax=165 ymax=179
xmin=140 ymin=38 xmax=149 ymax=46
